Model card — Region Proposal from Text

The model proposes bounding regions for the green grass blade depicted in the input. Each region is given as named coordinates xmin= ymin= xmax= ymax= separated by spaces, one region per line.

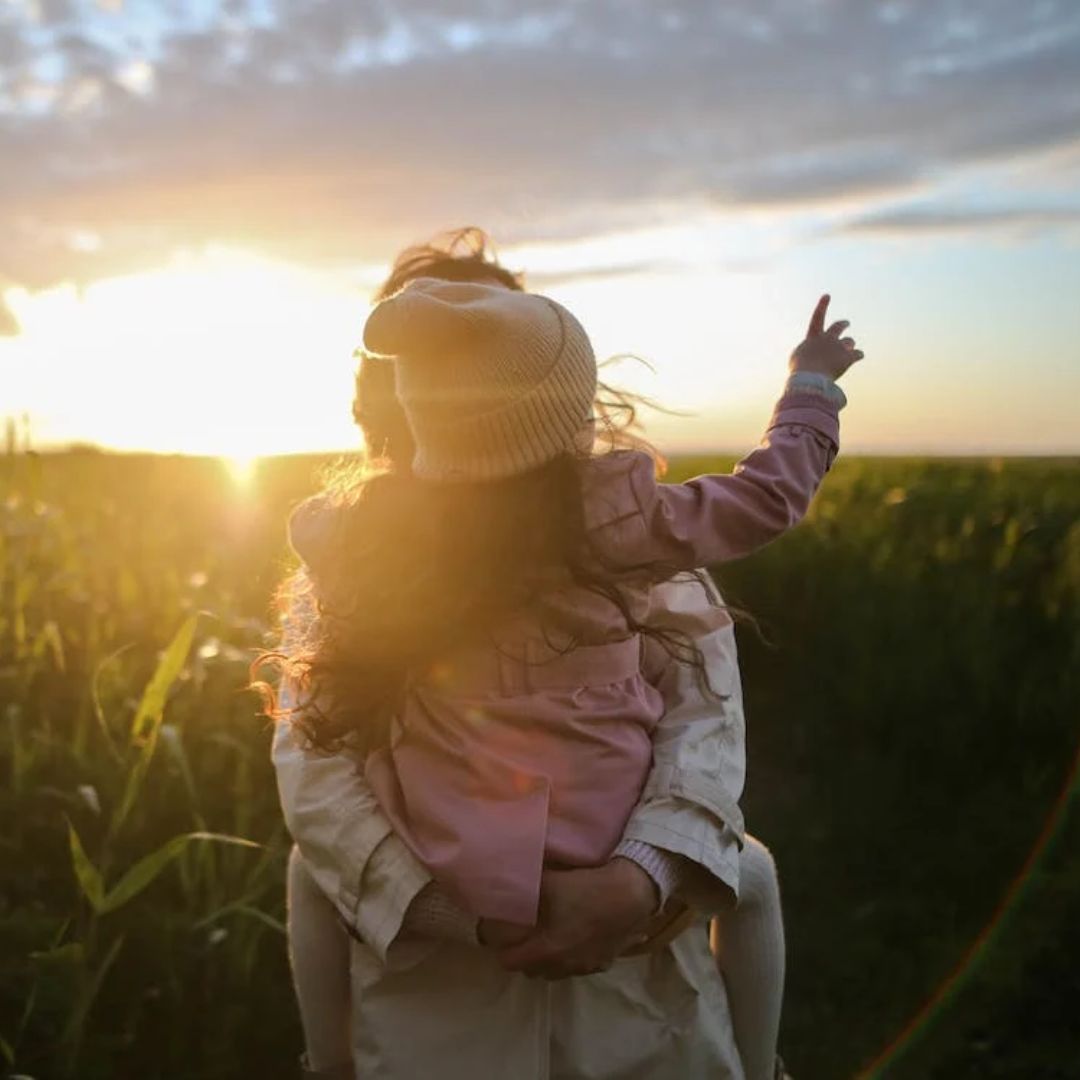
xmin=112 ymin=615 xmax=199 ymax=835
xmin=129 ymin=613 xmax=199 ymax=744
xmin=66 ymin=822 xmax=104 ymax=913
xmin=62 ymin=933 xmax=124 ymax=1070
xmin=29 ymin=943 xmax=86 ymax=967
xmin=223 ymin=903 xmax=286 ymax=935
xmin=99 ymin=832 xmax=260 ymax=915
xmin=32 ymin=619 xmax=65 ymax=672
xmin=89 ymin=643 xmax=133 ymax=764
xmin=196 ymin=901 xmax=286 ymax=936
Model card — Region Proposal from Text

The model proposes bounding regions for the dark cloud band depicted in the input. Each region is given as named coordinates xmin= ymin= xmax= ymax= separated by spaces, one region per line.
xmin=1 ymin=0 xmax=1079 ymax=294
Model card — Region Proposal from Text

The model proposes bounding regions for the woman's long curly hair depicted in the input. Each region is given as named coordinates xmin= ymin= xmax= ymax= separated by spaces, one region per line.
xmin=258 ymin=227 xmax=719 ymax=755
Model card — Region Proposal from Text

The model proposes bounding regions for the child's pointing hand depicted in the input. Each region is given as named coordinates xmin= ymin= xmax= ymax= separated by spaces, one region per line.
xmin=789 ymin=294 xmax=864 ymax=381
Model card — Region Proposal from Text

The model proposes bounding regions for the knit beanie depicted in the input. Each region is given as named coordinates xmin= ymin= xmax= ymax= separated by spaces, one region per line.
xmin=362 ymin=277 xmax=598 ymax=481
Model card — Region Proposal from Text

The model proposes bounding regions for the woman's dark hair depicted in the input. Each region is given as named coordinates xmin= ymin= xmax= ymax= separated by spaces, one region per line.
xmin=258 ymin=226 xmax=717 ymax=754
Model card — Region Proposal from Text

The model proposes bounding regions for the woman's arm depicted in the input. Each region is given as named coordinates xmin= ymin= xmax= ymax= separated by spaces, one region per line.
xmin=272 ymin=715 xmax=436 ymax=964
xmin=616 ymin=572 xmax=747 ymax=912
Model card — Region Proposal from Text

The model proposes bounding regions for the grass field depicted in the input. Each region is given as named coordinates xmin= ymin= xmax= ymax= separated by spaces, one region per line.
xmin=1 ymin=449 xmax=1078 ymax=1079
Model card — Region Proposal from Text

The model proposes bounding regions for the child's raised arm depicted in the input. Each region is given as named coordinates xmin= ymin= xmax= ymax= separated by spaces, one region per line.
xmin=586 ymin=295 xmax=862 ymax=573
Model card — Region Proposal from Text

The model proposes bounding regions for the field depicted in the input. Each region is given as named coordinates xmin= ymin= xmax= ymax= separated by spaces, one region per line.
xmin=1 ymin=449 xmax=1078 ymax=1079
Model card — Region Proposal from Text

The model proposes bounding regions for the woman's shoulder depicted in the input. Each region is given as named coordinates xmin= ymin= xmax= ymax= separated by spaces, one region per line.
xmin=649 ymin=572 xmax=733 ymax=633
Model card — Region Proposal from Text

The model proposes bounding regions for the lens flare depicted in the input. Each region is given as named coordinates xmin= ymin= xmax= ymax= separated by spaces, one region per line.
xmin=856 ymin=736 xmax=1080 ymax=1077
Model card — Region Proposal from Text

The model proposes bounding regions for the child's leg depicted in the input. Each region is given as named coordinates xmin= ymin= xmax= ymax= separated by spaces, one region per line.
xmin=287 ymin=844 xmax=354 ymax=1077
xmin=708 ymin=836 xmax=786 ymax=1080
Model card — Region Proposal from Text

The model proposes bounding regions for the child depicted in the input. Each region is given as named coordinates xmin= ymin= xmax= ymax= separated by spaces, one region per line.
xmin=283 ymin=279 xmax=860 ymax=1078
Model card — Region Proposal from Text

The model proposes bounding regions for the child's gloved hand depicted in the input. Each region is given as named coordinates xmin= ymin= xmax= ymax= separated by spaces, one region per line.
xmin=789 ymin=294 xmax=864 ymax=381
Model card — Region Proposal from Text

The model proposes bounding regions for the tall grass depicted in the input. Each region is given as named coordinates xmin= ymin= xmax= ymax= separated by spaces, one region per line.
xmin=1 ymin=451 xmax=296 ymax=1079
xmin=1 ymin=448 xmax=1078 ymax=1078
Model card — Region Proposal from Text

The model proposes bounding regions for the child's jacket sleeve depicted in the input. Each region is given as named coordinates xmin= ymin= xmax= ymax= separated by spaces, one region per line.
xmin=585 ymin=387 xmax=840 ymax=572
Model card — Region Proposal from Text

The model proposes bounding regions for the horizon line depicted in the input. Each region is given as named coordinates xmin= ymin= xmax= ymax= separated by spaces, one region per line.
xmin=18 ymin=443 xmax=1080 ymax=461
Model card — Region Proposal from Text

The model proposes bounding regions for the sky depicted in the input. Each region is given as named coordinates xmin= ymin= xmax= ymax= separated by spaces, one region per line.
xmin=1 ymin=0 xmax=1079 ymax=458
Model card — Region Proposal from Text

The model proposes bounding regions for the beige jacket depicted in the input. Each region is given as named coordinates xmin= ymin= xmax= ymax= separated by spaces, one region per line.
xmin=273 ymin=572 xmax=748 ymax=1079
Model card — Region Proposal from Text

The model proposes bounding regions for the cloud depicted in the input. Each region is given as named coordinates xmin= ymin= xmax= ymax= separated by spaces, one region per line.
xmin=1 ymin=0 xmax=1079 ymax=291
xmin=712 ymin=146 xmax=923 ymax=208
xmin=840 ymin=203 xmax=1080 ymax=236
xmin=526 ymin=260 xmax=669 ymax=289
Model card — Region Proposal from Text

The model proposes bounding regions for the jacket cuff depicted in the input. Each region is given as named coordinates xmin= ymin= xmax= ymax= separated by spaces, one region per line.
xmin=352 ymin=835 xmax=432 ymax=963
xmin=768 ymin=389 xmax=841 ymax=450
xmin=613 ymin=839 xmax=686 ymax=911
xmin=640 ymin=763 xmax=746 ymax=843
xmin=785 ymin=371 xmax=847 ymax=409
xmin=620 ymin=818 xmax=741 ymax=914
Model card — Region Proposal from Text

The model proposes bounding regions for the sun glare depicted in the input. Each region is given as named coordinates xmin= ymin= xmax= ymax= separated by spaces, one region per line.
xmin=223 ymin=453 xmax=259 ymax=487
xmin=5 ymin=247 xmax=366 ymax=456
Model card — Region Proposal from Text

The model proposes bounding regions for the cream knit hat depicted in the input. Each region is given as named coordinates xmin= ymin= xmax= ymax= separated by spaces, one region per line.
xmin=363 ymin=277 xmax=597 ymax=481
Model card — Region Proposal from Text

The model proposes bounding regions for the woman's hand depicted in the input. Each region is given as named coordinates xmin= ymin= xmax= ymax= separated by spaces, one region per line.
xmin=478 ymin=918 xmax=533 ymax=949
xmin=789 ymin=294 xmax=864 ymax=380
xmin=492 ymin=858 xmax=659 ymax=980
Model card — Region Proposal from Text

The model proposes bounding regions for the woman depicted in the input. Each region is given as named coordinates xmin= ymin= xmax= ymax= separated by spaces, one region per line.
xmin=272 ymin=229 xmax=787 ymax=1079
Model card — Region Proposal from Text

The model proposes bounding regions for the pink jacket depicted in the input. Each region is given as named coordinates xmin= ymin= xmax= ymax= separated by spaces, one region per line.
xmin=294 ymin=386 xmax=840 ymax=925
